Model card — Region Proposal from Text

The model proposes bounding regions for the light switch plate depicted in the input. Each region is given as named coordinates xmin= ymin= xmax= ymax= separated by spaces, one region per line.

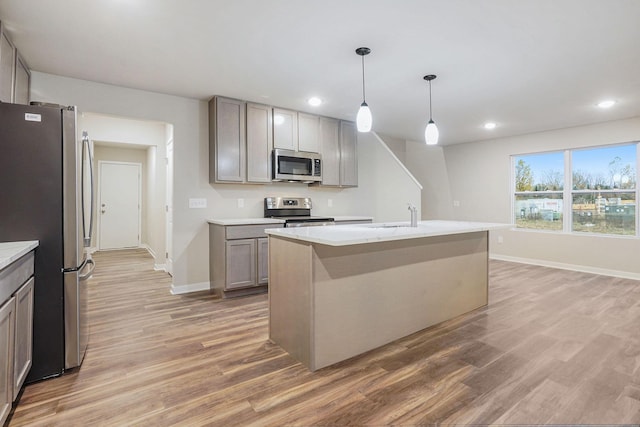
xmin=189 ymin=198 xmax=207 ymax=209
xmin=237 ymin=198 xmax=244 ymax=208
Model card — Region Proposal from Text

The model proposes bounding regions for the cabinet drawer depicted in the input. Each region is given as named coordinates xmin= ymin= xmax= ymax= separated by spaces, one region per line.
xmin=225 ymin=224 xmax=282 ymax=240
xmin=0 ymin=252 xmax=34 ymax=304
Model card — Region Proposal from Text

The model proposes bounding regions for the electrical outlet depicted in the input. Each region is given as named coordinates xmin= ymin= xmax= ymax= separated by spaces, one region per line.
xmin=453 ymin=200 xmax=460 ymax=207
xmin=188 ymin=198 xmax=207 ymax=209
xmin=237 ymin=198 xmax=244 ymax=208
xmin=328 ymin=199 xmax=333 ymax=207
xmin=497 ymin=235 xmax=504 ymax=244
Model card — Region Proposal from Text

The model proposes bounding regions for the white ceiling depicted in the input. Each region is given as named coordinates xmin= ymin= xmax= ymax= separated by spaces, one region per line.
xmin=1 ymin=0 xmax=640 ymax=145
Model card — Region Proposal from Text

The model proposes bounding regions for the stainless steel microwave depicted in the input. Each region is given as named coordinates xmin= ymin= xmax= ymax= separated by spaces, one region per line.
xmin=272 ymin=149 xmax=322 ymax=183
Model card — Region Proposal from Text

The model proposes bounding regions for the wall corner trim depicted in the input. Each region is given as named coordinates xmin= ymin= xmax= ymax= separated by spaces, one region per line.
xmin=170 ymin=281 xmax=211 ymax=295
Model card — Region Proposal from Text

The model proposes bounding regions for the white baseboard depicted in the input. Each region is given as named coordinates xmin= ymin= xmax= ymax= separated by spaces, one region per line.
xmin=490 ymin=254 xmax=640 ymax=281
xmin=170 ymin=281 xmax=210 ymax=295
xmin=154 ymin=263 xmax=167 ymax=272
xmin=87 ymin=246 xmax=98 ymax=254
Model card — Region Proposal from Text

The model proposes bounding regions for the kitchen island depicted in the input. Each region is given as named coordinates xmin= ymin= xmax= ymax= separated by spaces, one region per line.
xmin=266 ymin=220 xmax=507 ymax=371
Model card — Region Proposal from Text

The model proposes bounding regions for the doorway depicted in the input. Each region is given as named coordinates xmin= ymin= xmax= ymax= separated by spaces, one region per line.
xmin=98 ymin=161 xmax=142 ymax=250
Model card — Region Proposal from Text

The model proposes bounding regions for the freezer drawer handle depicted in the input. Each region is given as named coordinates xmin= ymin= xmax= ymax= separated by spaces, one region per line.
xmin=79 ymin=257 xmax=96 ymax=281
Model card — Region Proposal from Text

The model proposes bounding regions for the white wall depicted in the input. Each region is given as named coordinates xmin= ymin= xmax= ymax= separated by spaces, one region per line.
xmin=31 ymin=72 xmax=421 ymax=290
xmin=80 ymin=113 xmax=168 ymax=267
xmin=378 ymin=135 xmax=453 ymax=220
xmin=443 ymin=117 xmax=640 ymax=278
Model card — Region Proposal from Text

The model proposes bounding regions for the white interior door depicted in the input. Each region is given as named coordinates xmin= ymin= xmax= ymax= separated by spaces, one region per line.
xmin=98 ymin=162 xmax=141 ymax=250
xmin=165 ymin=139 xmax=174 ymax=275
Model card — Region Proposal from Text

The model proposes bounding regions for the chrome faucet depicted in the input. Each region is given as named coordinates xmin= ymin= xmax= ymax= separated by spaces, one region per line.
xmin=408 ymin=203 xmax=418 ymax=227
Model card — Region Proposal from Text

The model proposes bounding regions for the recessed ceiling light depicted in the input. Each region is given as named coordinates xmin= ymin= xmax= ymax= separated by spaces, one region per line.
xmin=484 ymin=122 xmax=497 ymax=130
xmin=308 ymin=97 xmax=322 ymax=107
xmin=597 ymin=100 xmax=616 ymax=109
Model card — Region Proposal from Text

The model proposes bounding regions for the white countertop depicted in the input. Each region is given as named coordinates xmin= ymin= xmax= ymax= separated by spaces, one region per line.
xmin=265 ymin=220 xmax=509 ymax=247
xmin=0 ymin=241 xmax=39 ymax=270
xmin=207 ymin=218 xmax=286 ymax=226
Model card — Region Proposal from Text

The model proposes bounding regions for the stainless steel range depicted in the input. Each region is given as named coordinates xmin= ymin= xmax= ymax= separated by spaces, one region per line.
xmin=264 ymin=197 xmax=334 ymax=227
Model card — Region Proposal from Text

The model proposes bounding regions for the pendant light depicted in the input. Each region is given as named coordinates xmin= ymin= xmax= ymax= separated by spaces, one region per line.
xmin=423 ymin=74 xmax=439 ymax=145
xmin=355 ymin=47 xmax=372 ymax=132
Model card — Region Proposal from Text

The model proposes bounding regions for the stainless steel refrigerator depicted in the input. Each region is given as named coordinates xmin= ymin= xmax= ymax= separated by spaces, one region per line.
xmin=0 ymin=101 xmax=95 ymax=382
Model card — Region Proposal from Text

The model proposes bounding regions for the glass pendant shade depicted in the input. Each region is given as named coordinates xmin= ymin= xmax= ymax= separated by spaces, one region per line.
xmin=425 ymin=119 xmax=439 ymax=145
xmin=356 ymin=102 xmax=372 ymax=132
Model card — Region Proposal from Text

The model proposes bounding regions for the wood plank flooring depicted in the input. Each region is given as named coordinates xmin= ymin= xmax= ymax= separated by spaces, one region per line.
xmin=8 ymin=249 xmax=640 ymax=425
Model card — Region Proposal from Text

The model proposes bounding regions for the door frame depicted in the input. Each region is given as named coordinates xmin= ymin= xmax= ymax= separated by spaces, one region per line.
xmin=165 ymin=139 xmax=173 ymax=275
xmin=97 ymin=160 xmax=142 ymax=250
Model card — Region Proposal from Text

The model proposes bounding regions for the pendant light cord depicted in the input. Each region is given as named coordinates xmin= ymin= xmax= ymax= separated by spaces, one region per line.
xmin=428 ymin=80 xmax=433 ymax=121
xmin=361 ymin=55 xmax=366 ymax=103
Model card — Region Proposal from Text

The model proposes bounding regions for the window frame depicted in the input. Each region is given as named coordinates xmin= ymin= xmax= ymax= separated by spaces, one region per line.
xmin=511 ymin=142 xmax=639 ymax=238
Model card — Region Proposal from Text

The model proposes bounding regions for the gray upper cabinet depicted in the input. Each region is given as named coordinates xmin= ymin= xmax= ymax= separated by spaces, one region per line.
xmin=319 ymin=117 xmax=341 ymax=186
xmin=339 ymin=121 xmax=358 ymax=187
xmin=298 ymin=113 xmax=320 ymax=153
xmin=273 ymin=108 xmax=298 ymax=151
xmin=210 ymin=96 xmax=246 ymax=183
xmin=0 ymin=23 xmax=15 ymax=103
xmin=13 ymin=52 xmax=30 ymax=105
xmin=246 ymin=103 xmax=273 ymax=183
xmin=319 ymin=119 xmax=358 ymax=187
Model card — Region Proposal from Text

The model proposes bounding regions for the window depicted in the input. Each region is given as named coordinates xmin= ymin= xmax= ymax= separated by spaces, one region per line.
xmin=572 ymin=145 xmax=636 ymax=235
xmin=512 ymin=143 xmax=638 ymax=236
xmin=514 ymin=152 xmax=564 ymax=231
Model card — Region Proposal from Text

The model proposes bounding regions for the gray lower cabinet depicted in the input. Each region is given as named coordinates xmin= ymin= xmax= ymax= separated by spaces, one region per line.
xmin=13 ymin=277 xmax=33 ymax=397
xmin=0 ymin=296 xmax=15 ymax=426
xmin=0 ymin=249 xmax=34 ymax=426
xmin=257 ymin=237 xmax=269 ymax=285
xmin=319 ymin=119 xmax=358 ymax=187
xmin=334 ymin=219 xmax=373 ymax=225
xmin=225 ymin=239 xmax=257 ymax=290
xmin=210 ymin=223 xmax=279 ymax=298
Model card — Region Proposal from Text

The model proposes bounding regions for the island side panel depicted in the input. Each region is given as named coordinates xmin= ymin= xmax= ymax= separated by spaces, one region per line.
xmin=268 ymin=235 xmax=314 ymax=368
xmin=311 ymin=231 xmax=488 ymax=370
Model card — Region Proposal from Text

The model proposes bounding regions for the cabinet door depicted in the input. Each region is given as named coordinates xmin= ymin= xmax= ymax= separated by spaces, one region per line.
xmin=13 ymin=277 xmax=33 ymax=398
xmin=298 ymin=113 xmax=320 ymax=153
xmin=319 ymin=117 xmax=340 ymax=186
xmin=225 ymin=239 xmax=257 ymax=290
xmin=246 ymin=103 xmax=273 ymax=183
xmin=340 ymin=121 xmax=358 ymax=187
xmin=0 ymin=297 xmax=15 ymax=425
xmin=13 ymin=52 xmax=30 ymax=105
xmin=211 ymin=96 xmax=246 ymax=182
xmin=257 ymin=238 xmax=269 ymax=285
xmin=0 ymin=25 xmax=15 ymax=103
xmin=272 ymin=108 xmax=298 ymax=150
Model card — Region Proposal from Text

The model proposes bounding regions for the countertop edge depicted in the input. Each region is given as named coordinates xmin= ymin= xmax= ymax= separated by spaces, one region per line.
xmin=0 ymin=240 xmax=39 ymax=271
xmin=266 ymin=221 xmax=509 ymax=247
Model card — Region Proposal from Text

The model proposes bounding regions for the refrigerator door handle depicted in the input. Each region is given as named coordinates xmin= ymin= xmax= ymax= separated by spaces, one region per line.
xmin=81 ymin=131 xmax=95 ymax=248
xmin=79 ymin=256 xmax=95 ymax=281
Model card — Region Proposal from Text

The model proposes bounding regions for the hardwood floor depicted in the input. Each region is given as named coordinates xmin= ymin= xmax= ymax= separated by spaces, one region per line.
xmin=8 ymin=249 xmax=640 ymax=425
